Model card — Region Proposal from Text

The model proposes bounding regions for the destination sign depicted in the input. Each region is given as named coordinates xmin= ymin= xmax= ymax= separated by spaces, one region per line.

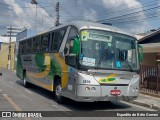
xmin=81 ymin=30 xmax=112 ymax=42
xmin=88 ymin=33 xmax=112 ymax=42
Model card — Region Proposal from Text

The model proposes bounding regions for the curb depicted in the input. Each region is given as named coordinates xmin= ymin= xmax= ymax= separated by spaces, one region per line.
xmin=130 ymin=100 xmax=160 ymax=111
xmin=140 ymin=91 xmax=160 ymax=98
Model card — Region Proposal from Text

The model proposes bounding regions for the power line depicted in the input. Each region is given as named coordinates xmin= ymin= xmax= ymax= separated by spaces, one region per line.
xmin=96 ymin=5 xmax=160 ymax=22
xmin=38 ymin=3 xmax=56 ymax=21
xmin=0 ymin=1 xmax=55 ymax=9
xmin=0 ymin=10 xmax=54 ymax=25
xmin=54 ymin=0 xmax=158 ymax=25
xmin=79 ymin=0 xmax=157 ymax=21
xmin=59 ymin=0 xmax=156 ymax=18
xmin=60 ymin=4 xmax=77 ymax=20
xmin=113 ymin=14 xmax=160 ymax=25
xmin=105 ymin=7 xmax=158 ymax=23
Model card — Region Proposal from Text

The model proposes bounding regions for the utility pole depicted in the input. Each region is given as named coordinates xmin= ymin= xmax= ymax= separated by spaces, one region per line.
xmin=7 ymin=26 xmax=22 ymax=70
xmin=31 ymin=0 xmax=38 ymax=32
xmin=55 ymin=2 xmax=60 ymax=26
xmin=8 ymin=26 xmax=12 ymax=70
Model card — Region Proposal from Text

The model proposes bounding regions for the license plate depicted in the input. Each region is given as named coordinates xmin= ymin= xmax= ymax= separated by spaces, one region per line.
xmin=110 ymin=90 xmax=121 ymax=95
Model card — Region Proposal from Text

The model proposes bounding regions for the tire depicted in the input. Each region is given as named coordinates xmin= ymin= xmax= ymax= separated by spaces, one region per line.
xmin=23 ymin=73 xmax=30 ymax=88
xmin=54 ymin=80 xmax=64 ymax=103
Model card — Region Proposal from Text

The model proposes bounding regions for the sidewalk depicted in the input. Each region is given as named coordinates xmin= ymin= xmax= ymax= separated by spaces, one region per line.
xmin=130 ymin=93 xmax=160 ymax=111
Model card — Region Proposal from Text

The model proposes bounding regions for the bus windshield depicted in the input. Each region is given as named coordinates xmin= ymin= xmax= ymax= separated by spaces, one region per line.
xmin=80 ymin=29 xmax=139 ymax=71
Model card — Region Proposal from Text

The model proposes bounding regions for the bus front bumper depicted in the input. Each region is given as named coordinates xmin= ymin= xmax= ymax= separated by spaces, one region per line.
xmin=74 ymin=84 xmax=139 ymax=102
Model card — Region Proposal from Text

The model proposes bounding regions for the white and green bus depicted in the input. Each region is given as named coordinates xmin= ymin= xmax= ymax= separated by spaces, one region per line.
xmin=16 ymin=21 xmax=143 ymax=103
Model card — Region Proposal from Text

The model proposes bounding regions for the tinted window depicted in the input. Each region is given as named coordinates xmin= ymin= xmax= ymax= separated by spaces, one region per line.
xmin=21 ymin=41 xmax=26 ymax=54
xmin=19 ymin=42 xmax=22 ymax=54
xmin=41 ymin=33 xmax=50 ymax=52
xmin=51 ymin=32 xmax=54 ymax=51
xmin=51 ymin=29 xmax=66 ymax=51
xmin=32 ymin=36 xmax=40 ymax=53
xmin=64 ymin=27 xmax=78 ymax=55
xmin=68 ymin=27 xmax=78 ymax=38
xmin=26 ymin=39 xmax=32 ymax=53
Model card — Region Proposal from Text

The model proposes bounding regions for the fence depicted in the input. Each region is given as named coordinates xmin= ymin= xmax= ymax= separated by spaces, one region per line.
xmin=140 ymin=65 xmax=160 ymax=94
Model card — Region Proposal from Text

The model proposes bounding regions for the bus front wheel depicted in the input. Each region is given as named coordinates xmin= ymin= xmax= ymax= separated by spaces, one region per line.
xmin=23 ymin=73 xmax=30 ymax=88
xmin=55 ymin=80 xmax=64 ymax=103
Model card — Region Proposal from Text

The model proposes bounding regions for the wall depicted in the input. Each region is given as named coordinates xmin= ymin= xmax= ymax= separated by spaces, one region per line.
xmin=0 ymin=42 xmax=15 ymax=70
xmin=142 ymin=53 xmax=157 ymax=65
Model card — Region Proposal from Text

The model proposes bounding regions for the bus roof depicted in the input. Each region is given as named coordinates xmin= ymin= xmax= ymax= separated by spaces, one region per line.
xmin=20 ymin=21 xmax=135 ymax=41
xmin=51 ymin=21 xmax=134 ymax=37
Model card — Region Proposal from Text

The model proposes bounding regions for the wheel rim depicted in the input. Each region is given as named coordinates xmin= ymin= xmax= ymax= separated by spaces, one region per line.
xmin=55 ymin=85 xmax=62 ymax=97
xmin=24 ymin=77 xmax=26 ymax=86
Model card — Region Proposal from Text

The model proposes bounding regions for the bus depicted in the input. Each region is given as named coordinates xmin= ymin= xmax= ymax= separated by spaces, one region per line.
xmin=16 ymin=21 xmax=143 ymax=103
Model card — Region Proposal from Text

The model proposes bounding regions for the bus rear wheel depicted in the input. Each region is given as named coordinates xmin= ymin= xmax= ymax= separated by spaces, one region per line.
xmin=55 ymin=80 xmax=64 ymax=103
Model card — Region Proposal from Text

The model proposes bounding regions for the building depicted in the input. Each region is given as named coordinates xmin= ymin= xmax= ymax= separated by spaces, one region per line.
xmin=138 ymin=29 xmax=160 ymax=65
xmin=0 ymin=42 xmax=15 ymax=69
xmin=0 ymin=36 xmax=16 ymax=70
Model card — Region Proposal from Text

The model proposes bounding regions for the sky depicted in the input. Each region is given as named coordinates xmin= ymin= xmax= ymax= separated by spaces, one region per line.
xmin=0 ymin=0 xmax=160 ymax=35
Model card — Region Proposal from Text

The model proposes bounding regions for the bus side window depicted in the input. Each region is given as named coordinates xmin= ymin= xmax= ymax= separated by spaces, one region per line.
xmin=41 ymin=34 xmax=50 ymax=52
xmin=26 ymin=39 xmax=32 ymax=53
xmin=51 ymin=32 xmax=55 ymax=51
xmin=32 ymin=36 xmax=40 ymax=53
xmin=21 ymin=41 xmax=26 ymax=54
xmin=64 ymin=26 xmax=78 ymax=56
xmin=19 ymin=42 xmax=22 ymax=54
xmin=51 ymin=29 xmax=66 ymax=51
xmin=21 ymin=42 xmax=23 ymax=54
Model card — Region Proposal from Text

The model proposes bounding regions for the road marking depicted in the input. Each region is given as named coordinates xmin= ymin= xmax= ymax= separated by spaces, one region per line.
xmin=25 ymin=89 xmax=32 ymax=94
xmin=3 ymin=94 xmax=21 ymax=111
xmin=9 ymin=81 xmax=15 ymax=85
xmin=2 ymin=94 xmax=31 ymax=120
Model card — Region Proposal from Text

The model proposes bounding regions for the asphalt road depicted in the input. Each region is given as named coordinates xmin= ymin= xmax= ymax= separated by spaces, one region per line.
xmin=0 ymin=69 xmax=159 ymax=120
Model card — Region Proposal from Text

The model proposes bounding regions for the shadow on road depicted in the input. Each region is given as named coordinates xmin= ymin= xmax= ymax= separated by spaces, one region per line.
xmin=16 ymin=80 xmax=131 ymax=111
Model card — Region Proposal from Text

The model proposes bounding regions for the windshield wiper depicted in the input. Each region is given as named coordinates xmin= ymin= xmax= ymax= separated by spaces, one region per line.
xmin=119 ymin=55 xmax=133 ymax=72
xmin=96 ymin=49 xmax=108 ymax=70
xmin=124 ymin=60 xmax=133 ymax=72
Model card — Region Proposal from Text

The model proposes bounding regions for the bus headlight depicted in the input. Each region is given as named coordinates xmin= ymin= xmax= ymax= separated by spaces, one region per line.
xmin=85 ymin=87 xmax=90 ymax=91
xmin=85 ymin=87 xmax=96 ymax=92
xmin=91 ymin=87 xmax=96 ymax=92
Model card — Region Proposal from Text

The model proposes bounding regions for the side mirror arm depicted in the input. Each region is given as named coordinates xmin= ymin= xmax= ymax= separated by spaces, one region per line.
xmin=138 ymin=44 xmax=143 ymax=63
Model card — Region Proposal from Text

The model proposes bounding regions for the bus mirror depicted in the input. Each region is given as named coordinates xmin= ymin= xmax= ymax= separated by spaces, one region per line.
xmin=65 ymin=55 xmax=77 ymax=66
xmin=73 ymin=36 xmax=80 ymax=54
xmin=138 ymin=45 xmax=143 ymax=62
